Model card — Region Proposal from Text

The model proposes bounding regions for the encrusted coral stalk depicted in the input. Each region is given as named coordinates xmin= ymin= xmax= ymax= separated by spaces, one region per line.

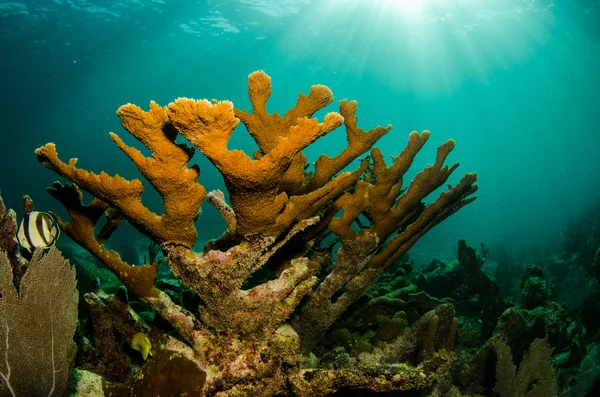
xmin=162 ymin=216 xmax=321 ymax=335
xmin=291 ymin=233 xmax=380 ymax=352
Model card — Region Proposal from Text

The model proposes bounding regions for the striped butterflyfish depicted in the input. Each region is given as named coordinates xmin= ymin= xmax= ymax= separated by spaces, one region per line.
xmin=17 ymin=211 xmax=60 ymax=252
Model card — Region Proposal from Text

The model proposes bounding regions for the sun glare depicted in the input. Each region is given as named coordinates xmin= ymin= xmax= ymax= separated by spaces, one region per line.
xmin=279 ymin=0 xmax=554 ymax=96
xmin=377 ymin=0 xmax=426 ymax=16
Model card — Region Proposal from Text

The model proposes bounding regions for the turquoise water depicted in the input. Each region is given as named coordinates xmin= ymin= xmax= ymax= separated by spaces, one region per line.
xmin=1 ymin=0 xmax=599 ymax=263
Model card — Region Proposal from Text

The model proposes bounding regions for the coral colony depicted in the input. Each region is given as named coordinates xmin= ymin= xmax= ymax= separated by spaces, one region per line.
xmin=5 ymin=71 xmax=480 ymax=396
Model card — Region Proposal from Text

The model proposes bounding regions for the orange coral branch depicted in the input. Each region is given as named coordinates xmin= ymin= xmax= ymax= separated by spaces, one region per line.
xmin=367 ymin=172 xmax=478 ymax=270
xmin=301 ymin=100 xmax=392 ymax=194
xmin=327 ymin=131 xmax=429 ymax=242
xmin=234 ymin=71 xmax=335 ymax=154
xmin=197 ymin=71 xmax=394 ymax=236
xmin=340 ymin=135 xmax=477 ymax=270
xmin=36 ymin=101 xmax=205 ymax=247
xmin=47 ymin=182 xmax=159 ymax=298
xmin=294 ymin=131 xmax=477 ymax=351
xmin=167 ymin=97 xmax=346 ymax=236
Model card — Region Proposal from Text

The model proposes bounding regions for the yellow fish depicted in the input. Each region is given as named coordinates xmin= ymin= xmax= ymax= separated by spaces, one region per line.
xmin=131 ymin=332 xmax=152 ymax=360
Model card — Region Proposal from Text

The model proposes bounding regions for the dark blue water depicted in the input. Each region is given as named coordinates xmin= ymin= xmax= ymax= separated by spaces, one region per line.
xmin=1 ymin=0 xmax=599 ymax=263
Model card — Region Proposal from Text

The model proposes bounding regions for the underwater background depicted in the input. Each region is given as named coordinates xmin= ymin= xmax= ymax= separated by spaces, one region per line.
xmin=1 ymin=1 xmax=600 ymax=396
xmin=1 ymin=0 xmax=600 ymax=265
xmin=1 ymin=0 xmax=600 ymax=264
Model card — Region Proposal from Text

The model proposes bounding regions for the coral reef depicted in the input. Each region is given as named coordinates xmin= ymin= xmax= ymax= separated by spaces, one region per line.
xmin=416 ymin=240 xmax=506 ymax=339
xmin=34 ymin=71 xmax=478 ymax=395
